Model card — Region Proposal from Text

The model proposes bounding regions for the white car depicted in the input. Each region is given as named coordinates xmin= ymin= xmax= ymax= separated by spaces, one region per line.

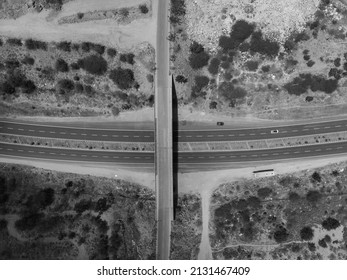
xmin=270 ymin=129 xmax=279 ymax=134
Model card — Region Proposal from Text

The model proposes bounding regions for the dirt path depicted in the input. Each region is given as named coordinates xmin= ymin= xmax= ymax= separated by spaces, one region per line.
xmin=197 ymin=189 xmax=213 ymax=259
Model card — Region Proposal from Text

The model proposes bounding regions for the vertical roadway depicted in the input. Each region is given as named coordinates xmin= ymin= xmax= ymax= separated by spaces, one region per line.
xmin=155 ymin=0 xmax=173 ymax=260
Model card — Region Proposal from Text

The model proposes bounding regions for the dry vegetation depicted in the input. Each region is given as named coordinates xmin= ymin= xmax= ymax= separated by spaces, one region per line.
xmin=210 ymin=161 xmax=347 ymax=259
xmin=170 ymin=0 xmax=347 ymax=120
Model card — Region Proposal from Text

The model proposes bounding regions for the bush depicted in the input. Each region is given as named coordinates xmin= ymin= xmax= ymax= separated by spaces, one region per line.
xmin=273 ymin=228 xmax=289 ymax=243
xmin=57 ymin=79 xmax=74 ymax=92
xmin=91 ymin=43 xmax=105 ymax=55
xmin=322 ymin=217 xmax=340 ymax=230
xmin=190 ymin=41 xmax=204 ymax=54
xmin=72 ymin=43 xmax=80 ymax=51
xmin=25 ymin=38 xmax=47 ymax=51
xmin=107 ymin=48 xmax=117 ymax=57
xmin=250 ymin=31 xmax=280 ymax=57
xmin=244 ymin=60 xmax=259 ymax=71
xmin=334 ymin=57 xmax=341 ymax=67
xmin=257 ymin=187 xmax=272 ymax=199
xmin=0 ymin=219 xmax=7 ymax=230
xmin=57 ymin=41 xmax=71 ymax=52
xmin=300 ymin=226 xmax=314 ymax=240
xmin=75 ymin=83 xmax=84 ymax=93
xmin=146 ymin=74 xmax=154 ymax=83
xmin=0 ymin=38 xmax=3 ymax=46
xmin=120 ymin=53 xmax=135 ymax=65
xmin=70 ymin=62 xmax=80 ymax=70
xmin=218 ymin=82 xmax=247 ymax=102
xmin=120 ymin=8 xmax=129 ymax=17
xmin=55 ymin=58 xmax=69 ymax=72
xmin=230 ymin=20 xmax=254 ymax=43
xmin=109 ymin=67 xmax=135 ymax=90
xmin=0 ymin=82 xmax=15 ymax=95
xmin=306 ymin=190 xmax=322 ymax=204
xmin=112 ymin=106 xmax=120 ymax=116
xmin=139 ymin=4 xmax=149 ymax=14
xmin=114 ymin=91 xmax=128 ymax=101
xmin=219 ymin=36 xmax=238 ymax=52
xmin=81 ymin=42 xmax=91 ymax=52
xmin=193 ymin=75 xmax=209 ymax=92
xmin=7 ymin=38 xmax=22 ymax=46
xmin=284 ymin=74 xmax=338 ymax=95
xmin=239 ymin=42 xmax=250 ymax=52
xmin=74 ymin=199 xmax=92 ymax=214
xmin=170 ymin=0 xmax=186 ymax=23
xmin=21 ymin=80 xmax=36 ymax=94
xmin=208 ymin=58 xmax=220 ymax=75
xmin=189 ymin=51 xmax=210 ymax=69
xmin=15 ymin=213 xmax=44 ymax=231
xmin=311 ymin=171 xmax=321 ymax=182
xmin=22 ymin=56 xmax=35 ymax=65
xmin=78 ymin=55 xmax=108 ymax=75
xmin=175 ymin=75 xmax=188 ymax=83
xmin=288 ymin=192 xmax=301 ymax=202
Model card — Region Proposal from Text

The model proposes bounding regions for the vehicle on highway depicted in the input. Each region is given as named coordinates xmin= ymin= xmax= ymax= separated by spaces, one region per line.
xmin=217 ymin=122 xmax=224 ymax=126
xmin=270 ymin=129 xmax=279 ymax=134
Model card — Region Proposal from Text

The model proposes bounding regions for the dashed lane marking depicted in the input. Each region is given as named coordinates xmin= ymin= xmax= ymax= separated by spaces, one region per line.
xmin=17 ymin=128 xmax=24 ymax=131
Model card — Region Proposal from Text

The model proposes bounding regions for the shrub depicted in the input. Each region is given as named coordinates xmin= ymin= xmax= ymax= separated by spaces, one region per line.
xmin=193 ymin=75 xmax=209 ymax=92
xmin=190 ymin=41 xmax=204 ymax=54
xmin=209 ymin=101 xmax=217 ymax=109
xmin=239 ymin=42 xmax=250 ymax=52
xmin=311 ymin=171 xmax=321 ymax=182
xmin=15 ymin=213 xmax=44 ymax=231
xmin=55 ymin=58 xmax=69 ymax=72
xmin=120 ymin=53 xmax=135 ymax=65
xmin=306 ymin=190 xmax=322 ymax=204
xmin=329 ymin=68 xmax=342 ymax=80
xmin=109 ymin=67 xmax=135 ymax=90
xmin=219 ymin=36 xmax=238 ymax=52
xmin=261 ymin=65 xmax=270 ymax=72
xmin=57 ymin=41 xmax=71 ymax=52
xmin=189 ymin=51 xmax=210 ymax=69
xmin=72 ymin=43 xmax=80 ymax=51
xmin=114 ymin=91 xmax=128 ymax=101
xmin=307 ymin=60 xmax=315 ymax=67
xmin=112 ymin=106 xmax=120 ymax=116
xmin=22 ymin=56 xmax=35 ymax=65
xmin=170 ymin=0 xmax=185 ymax=23
xmin=70 ymin=62 xmax=80 ymax=70
xmin=274 ymin=228 xmax=289 ymax=243
xmin=208 ymin=58 xmax=220 ymax=75
xmin=0 ymin=38 xmax=3 ymax=46
xmin=91 ymin=43 xmax=105 ymax=55
xmin=334 ymin=57 xmax=341 ymax=67
xmin=146 ymin=74 xmax=154 ymax=83
xmin=175 ymin=75 xmax=188 ymax=83
xmin=5 ymin=59 xmax=20 ymax=69
xmin=218 ymin=82 xmax=247 ymax=102
xmin=244 ymin=60 xmax=259 ymax=71
xmin=81 ymin=42 xmax=91 ymax=52
xmin=25 ymin=38 xmax=47 ymax=51
xmin=120 ymin=8 xmax=129 ymax=17
xmin=78 ymin=55 xmax=108 ymax=75
xmin=300 ymin=226 xmax=314 ymax=240
xmin=288 ymin=192 xmax=301 ymax=202
xmin=7 ymin=38 xmax=22 ymax=46
xmin=0 ymin=82 xmax=15 ymax=94
xmin=75 ymin=83 xmax=84 ymax=93
xmin=74 ymin=199 xmax=92 ymax=214
xmin=250 ymin=31 xmax=280 ymax=57
xmin=21 ymin=80 xmax=36 ymax=94
xmin=318 ymin=238 xmax=327 ymax=248
xmin=322 ymin=217 xmax=340 ymax=230
xmin=220 ymin=61 xmax=230 ymax=69
xmin=139 ymin=4 xmax=149 ymax=14
xmin=0 ymin=219 xmax=7 ymax=230
xmin=57 ymin=79 xmax=74 ymax=92
xmin=257 ymin=187 xmax=272 ymax=199
xmin=107 ymin=48 xmax=117 ymax=57
xmin=230 ymin=20 xmax=254 ymax=43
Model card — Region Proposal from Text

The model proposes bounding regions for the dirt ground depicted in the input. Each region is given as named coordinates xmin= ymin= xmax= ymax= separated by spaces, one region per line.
xmin=0 ymin=0 xmax=157 ymax=50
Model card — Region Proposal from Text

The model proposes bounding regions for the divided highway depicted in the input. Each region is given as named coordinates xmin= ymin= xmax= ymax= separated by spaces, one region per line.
xmin=2 ymin=119 xmax=347 ymax=142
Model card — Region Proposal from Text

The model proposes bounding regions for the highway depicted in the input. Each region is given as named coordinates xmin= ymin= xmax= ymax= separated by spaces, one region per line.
xmin=2 ymin=119 xmax=347 ymax=142
xmin=1 ymin=141 xmax=347 ymax=165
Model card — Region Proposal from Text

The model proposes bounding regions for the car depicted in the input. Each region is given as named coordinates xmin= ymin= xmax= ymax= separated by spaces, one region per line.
xmin=217 ymin=122 xmax=224 ymax=126
xmin=270 ymin=129 xmax=279 ymax=134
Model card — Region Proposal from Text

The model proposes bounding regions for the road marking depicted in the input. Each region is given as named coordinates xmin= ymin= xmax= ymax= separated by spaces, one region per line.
xmin=81 ymin=133 xmax=87 ymax=136
xmin=39 ymin=130 xmax=45 ymax=133
xmin=208 ymin=156 xmax=215 ymax=159
xmin=335 ymin=125 xmax=342 ymax=128
xmin=326 ymin=148 xmax=332 ymax=151
xmin=29 ymin=130 xmax=34 ymax=132
xmin=294 ymin=151 xmax=300 ymax=154
xmin=60 ymin=153 xmax=66 ymax=156
xmin=315 ymin=149 xmax=322 ymax=152
xmin=50 ymin=131 xmax=56 ymax=134
xmin=122 ymin=135 xmax=129 ymax=138
xmin=92 ymin=155 xmax=98 ymax=158
xmin=112 ymin=135 xmax=118 ymax=137
xmin=17 ymin=128 xmax=24 ymax=131
xmin=113 ymin=156 xmax=119 ymax=159
xmin=60 ymin=132 xmax=66 ymax=135
xmin=39 ymin=151 xmax=45 ymax=154
xmin=7 ymin=127 xmax=13 ymax=130
xmin=196 ymin=135 xmax=202 ymax=138
xmin=92 ymin=134 xmax=97 ymax=136
xmin=28 ymin=151 xmax=34 ymax=153
xmin=313 ymin=127 xmax=320 ymax=130
xmin=283 ymin=152 xmax=289 ymax=155
xmin=102 ymin=155 xmax=109 ymax=158
xmin=304 ymin=150 xmax=310 ymax=153
xmin=207 ymin=135 xmax=213 ymax=137
xmin=219 ymin=156 xmax=226 ymax=158
xmin=249 ymin=133 xmax=255 ymax=136
xmin=18 ymin=149 xmax=23 ymax=152
xmin=337 ymin=147 xmax=343 ymax=149
xmin=102 ymin=135 xmax=108 ymax=137
xmin=70 ymin=132 xmax=76 ymax=135
xmin=260 ymin=132 xmax=266 ymax=135
xmin=291 ymin=130 xmax=298 ymax=132
xmin=134 ymin=156 xmax=141 ymax=159
xmin=49 ymin=152 xmax=56 ymax=155
xmin=81 ymin=155 xmax=87 ymax=157
xmin=186 ymin=135 xmax=192 ymax=138
xmin=324 ymin=126 xmax=331 ymax=129
xmin=124 ymin=156 xmax=130 ymax=159
xmin=6 ymin=148 xmax=13 ymax=151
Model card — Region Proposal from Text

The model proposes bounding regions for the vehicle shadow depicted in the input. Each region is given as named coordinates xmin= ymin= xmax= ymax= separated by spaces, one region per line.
xmin=172 ymin=75 xmax=179 ymax=220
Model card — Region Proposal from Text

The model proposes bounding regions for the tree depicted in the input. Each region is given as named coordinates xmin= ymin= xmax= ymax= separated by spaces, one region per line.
xmin=322 ymin=217 xmax=340 ymax=230
xmin=300 ymin=226 xmax=314 ymax=240
xmin=288 ymin=192 xmax=301 ymax=202
xmin=57 ymin=41 xmax=71 ymax=52
xmin=21 ymin=80 xmax=36 ymax=94
xmin=257 ymin=187 xmax=272 ymax=199
xmin=55 ymin=58 xmax=69 ymax=72
xmin=193 ymin=75 xmax=209 ymax=92
xmin=175 ymin=75 xmax=188 ymax=83
xmin=230 ymin=20 xmax=254 ymax=43
xmin=22 ymin=56 xmax=35 ymax=65
xmin=250 ymin=31 xmax=280 ymax=57
xmin=244 ymin=60 xmax=259 ymax=71
xmin=74 ymin=199 xmax=92 ymax=214
xmin=109 ymin=67 xmax=135 ymax=90
xmin=112 ymin=107 xmax=120 ymax=116
xmin=25 ymin=38 xmax=47 ymax=51
xmin=189 ymin=42 xmax=210 ymax=69
xmin=120 ymin=53 xmax=135 ymax=65
xmin=208 ymin=58 xmax=220 ymax=75
xmin=6 ymin=38 xmax=22 ymax=46
xmin=311 ymin=171 xmax=322 ymax=183
xmin=57 ymin=79 xmax=74 ymax=93
xmin=78 ymin=55 xmax=108 ymax=75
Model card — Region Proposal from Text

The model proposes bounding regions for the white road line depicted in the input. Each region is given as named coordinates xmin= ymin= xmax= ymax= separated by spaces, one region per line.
xmin=313 ymin=127 xmax=320 ymax=130
xmin=102 ymin=135 xmax=108 ymax=137
xmin=6 ymin=148 xmax=13 ymax=151
xmin=92 ymin=155 xmax=98 ymax=158
xmin=29 ymin=130 xmax=34 ymax=132
xmin=324 ymin=126 xmax=331 ymax=129
xmin=326 ymin=148 xmax=332 ymax=151
xmin=39 ymin=151 xmax=45 ymax=154
xmin=60 ymin=132 xmax=66 ymax=135
xmin=81 ymin=155 xmax=87 ymax=157
xmin=112 ymin=135 xmax=118 ymax=137
xmin=315 ymin=149 xmax=322 ymax=152
xmin=186 ymin=135 xmax=192 ymax=138
xmin=7 ymin=127 xmax=13 ymax=130
xmin=123 ymin=135 xmax=129 ymax=138
xmin=113 ymin=156 xmax=119 ymax=159
xmin=335 ymin=125 xmax=342 ymax=128
xmin=17 ymin=128 xmax=24 ymax=131
xmin=102 ymin=155 xmax=109 ymax=158
xmin=18 ymin=149 xmax=23 ymax=152
xmin=0 ymin=148 xmax=2 ymax=150
xmin=49 ymin=152 xmax=56 ymax=155
xmin=283 ymin=152 xmax=289 ymax=155
xmin=291 ymin=130 xmax=298 ymax=132
xmin=294 ymin=151 xmax=300 ymax=154
xmin=50 ymin=131 xmax=56 ymax=134
xmin=70 ymin=133 xmax=76 ymax=135
xmin=249 ymin=133 xmax=255 ymax=136
xmin=28 ymin=151 xmax=34 ymax=153
xmin=81 ymin=133 xmax=87 ymax=136
xmin=260 ymin=132 xmax=266 ymax=135
xmin=92 ymin=134 xmax=97 ymax=136
xmin=304 ymin=150 xmax=310 ymax=153
xmin=39 ymin=130 xmax=45 ymax=133
xmin=337 ymin=147 xmax=343 ymax=149
xmin=60 ymin=153 xmax=66 ymax=156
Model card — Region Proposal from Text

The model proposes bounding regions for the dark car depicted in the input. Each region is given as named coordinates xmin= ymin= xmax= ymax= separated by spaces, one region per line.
xmin=217 ymin=122 xmax=224 ymax=126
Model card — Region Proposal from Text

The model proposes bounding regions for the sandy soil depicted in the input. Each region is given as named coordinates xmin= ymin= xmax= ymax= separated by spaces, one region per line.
xmin=0 ymin=157 xmax=155 ymax=189
xmin=0 ymin=0 xmax=158 ymax=50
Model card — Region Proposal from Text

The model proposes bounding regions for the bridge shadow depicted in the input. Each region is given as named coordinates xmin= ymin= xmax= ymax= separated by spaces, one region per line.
xmin=172 ymin=75 xmax=179 ymax=220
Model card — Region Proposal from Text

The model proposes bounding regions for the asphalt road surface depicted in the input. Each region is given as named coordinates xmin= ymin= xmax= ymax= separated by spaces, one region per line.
xmin=1 ymin=141 xmax=347 ymax=166
xmin=2 ymin=119 xmax=347 ymax=142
